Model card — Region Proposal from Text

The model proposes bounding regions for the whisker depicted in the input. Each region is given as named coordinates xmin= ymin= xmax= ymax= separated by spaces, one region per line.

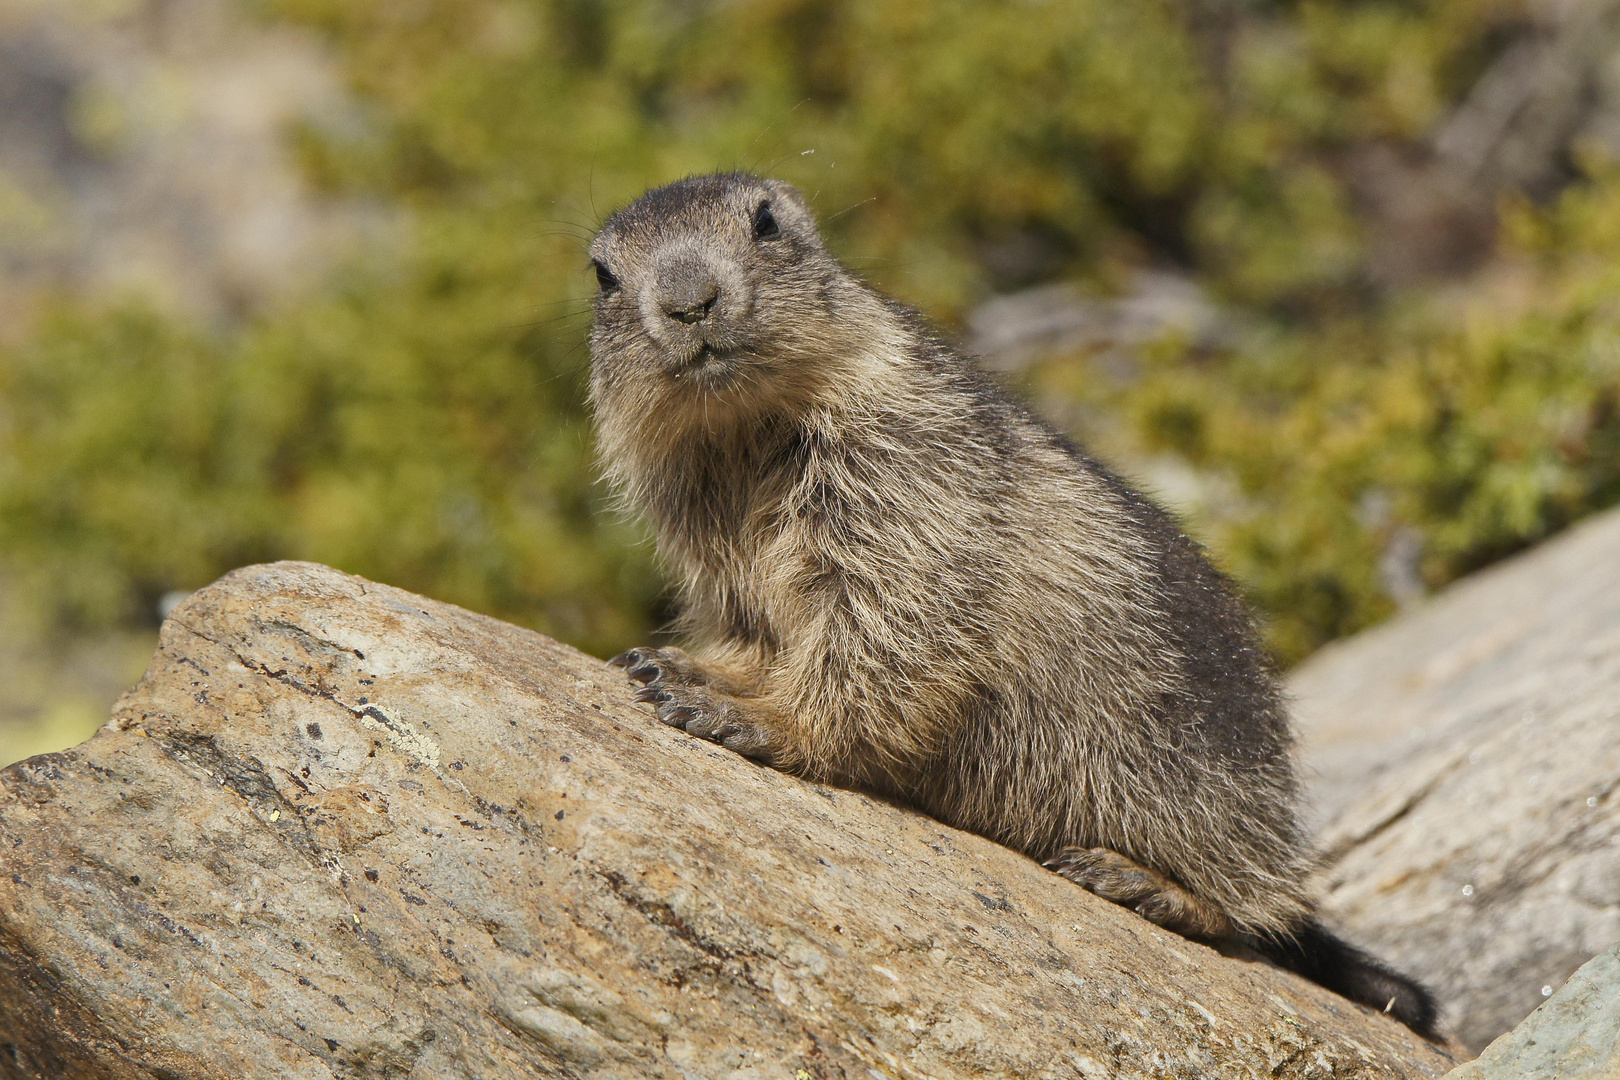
xmin=823 ymin=197 xmax=876 ymax=224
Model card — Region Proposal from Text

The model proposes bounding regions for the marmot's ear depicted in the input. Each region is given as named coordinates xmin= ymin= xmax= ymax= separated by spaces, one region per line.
xmin=759 ymin=179 xmax=822 ymax=242
xmin=761 ymin=178 xmax=809 ymax=213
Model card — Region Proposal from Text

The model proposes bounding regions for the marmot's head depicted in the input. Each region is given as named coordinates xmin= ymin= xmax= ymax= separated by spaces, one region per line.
xmin=587 ymin=173 xmax=884 ymax=435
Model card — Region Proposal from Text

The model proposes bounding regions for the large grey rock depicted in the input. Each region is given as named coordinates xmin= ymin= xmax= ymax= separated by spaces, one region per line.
xmin=1443 ymin=939 xmax=1620 ymax=1079
xmin=0 ymin=561 xmax=1457 ymax=1079
xmin=1290 ymin=507 xmax=1620 ymax=1054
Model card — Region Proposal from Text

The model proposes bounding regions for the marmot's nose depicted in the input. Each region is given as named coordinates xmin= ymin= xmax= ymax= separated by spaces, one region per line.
xmin=666 ymin=287 xmax=718 ymax=325
xmin=654 ymin=256 xmax=722 ymax=325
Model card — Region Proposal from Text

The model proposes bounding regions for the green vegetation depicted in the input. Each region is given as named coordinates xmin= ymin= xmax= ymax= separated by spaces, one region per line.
xmin=1032 ymin=188 xmax=1620 ymax=658
xmin=3 ymin=0 xmax=1619 ymax=666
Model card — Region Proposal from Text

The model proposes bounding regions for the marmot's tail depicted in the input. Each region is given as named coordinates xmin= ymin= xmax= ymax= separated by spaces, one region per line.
xmin=1248 ymin=920 xmax=1441 ymax=1040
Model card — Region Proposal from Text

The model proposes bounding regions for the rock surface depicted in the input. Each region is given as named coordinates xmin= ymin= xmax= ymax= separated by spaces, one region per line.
xmin=0 ymin=561 xmax=1455 ymax=1080
xmin=1290 ymin=506 xmax=1620 ymax=1054
xmin=1442 ymin=938 xmax=1620 ymax=1080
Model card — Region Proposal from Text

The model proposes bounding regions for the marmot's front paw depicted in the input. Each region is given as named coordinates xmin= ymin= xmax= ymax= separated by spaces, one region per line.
xmin=609 ymin=649 xmax=777 ymax=762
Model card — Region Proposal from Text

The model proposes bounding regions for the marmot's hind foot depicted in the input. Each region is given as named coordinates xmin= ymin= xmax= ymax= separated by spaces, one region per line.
xmin=1046 ymin=846 xmax=1233 ymax=938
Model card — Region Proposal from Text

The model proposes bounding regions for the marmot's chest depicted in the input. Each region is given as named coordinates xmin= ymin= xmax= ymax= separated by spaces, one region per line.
xmin=683 ymin=492 xmax=849 ymax=653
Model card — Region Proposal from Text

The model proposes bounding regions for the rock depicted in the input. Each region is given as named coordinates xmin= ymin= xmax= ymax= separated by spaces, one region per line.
xmin=964 ymin=270 xmax=1232 ymax=373
xmin=1433 ymin=0 xmax=1620 ymax=197
xmin=1442 ymin=939 xmax=1620 ymax=1079
xmin=1290 ymin=506 xmax=1620 ymax=1054
xmin=0 ymin=561 xmax=1456 ymax=1079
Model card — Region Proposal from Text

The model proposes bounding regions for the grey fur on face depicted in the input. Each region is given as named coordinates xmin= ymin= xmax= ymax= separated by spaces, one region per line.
xmin=587 ymin=172 xmax=1439 ymax=1039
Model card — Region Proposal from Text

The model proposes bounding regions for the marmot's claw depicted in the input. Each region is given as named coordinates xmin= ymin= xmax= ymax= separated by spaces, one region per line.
xmin=609 ymin=650 xmax=644 ymax=676
xmin=716 ymin=721 xmax=774 ymax=760
xmin=681 ymin=709 xmax=722 ymax=741
xmin=611 ymin=648 xmax=658 ymax=679
xmin=658 ymin=702 xmax=700 ymax=728
xmin=634 ymin=684 xmax=670 ymax=705
xmin=626 ymin=661 xmax=661 ymax=684
xmin=609 ymin=646 xmax=681 ymax=687
xmin=679 ymin=708 xmax=768 ymax=759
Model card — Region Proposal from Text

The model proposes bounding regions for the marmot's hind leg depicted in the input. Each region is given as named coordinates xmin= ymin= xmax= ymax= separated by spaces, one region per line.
xmin=1046 ymin=846 xmax=1232 ymax=938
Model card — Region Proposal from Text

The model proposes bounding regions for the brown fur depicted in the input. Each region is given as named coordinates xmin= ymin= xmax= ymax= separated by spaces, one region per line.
xmin=585 ymin=173 xmax=1438 ymax=1036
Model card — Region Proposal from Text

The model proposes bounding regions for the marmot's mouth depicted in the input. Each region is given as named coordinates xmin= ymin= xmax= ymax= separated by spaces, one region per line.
xmin=666 ymin=341 xmax=753 ymax=384
xmin=682 ymin=343 xmax=737 ymax=370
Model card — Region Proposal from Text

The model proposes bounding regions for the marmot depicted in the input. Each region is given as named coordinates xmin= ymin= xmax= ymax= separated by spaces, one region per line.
xmin=586 ymin=172 xmax=1439 ymax=1038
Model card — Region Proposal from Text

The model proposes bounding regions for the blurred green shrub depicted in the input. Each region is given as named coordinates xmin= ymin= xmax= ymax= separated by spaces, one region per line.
xmin=2 ymin=0 xmax=1617 ymax=664
xmin=0 ymin=270 xmax=657 ymax=655
xmin=1044 ymin=188 xmax=1620 ymax=659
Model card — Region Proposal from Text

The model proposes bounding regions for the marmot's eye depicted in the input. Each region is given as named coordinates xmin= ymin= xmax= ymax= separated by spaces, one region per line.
xmin=592 ymin=260 xmax=619 ymax=292
xmin=752 ymin=202 xmax=780 ymax=241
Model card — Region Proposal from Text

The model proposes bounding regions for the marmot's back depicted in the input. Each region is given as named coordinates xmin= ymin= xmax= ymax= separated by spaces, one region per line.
xmin=586 ymin=172 xmax=1438 ymax=1039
